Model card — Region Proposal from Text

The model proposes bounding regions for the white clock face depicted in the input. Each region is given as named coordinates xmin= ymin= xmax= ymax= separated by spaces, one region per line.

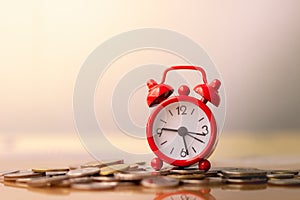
xmin=151 ymin=101 xmax=211 ymax=161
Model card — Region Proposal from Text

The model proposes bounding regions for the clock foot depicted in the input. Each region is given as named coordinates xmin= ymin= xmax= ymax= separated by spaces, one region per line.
xmin=151 ymin=157 xmax=163 ymax=171
xmin=198 ymin=159 xmax=211 ymax=171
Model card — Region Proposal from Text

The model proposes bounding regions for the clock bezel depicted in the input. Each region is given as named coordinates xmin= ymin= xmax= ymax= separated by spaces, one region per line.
xmin=146 ymin=95 xmax=217 ymax=167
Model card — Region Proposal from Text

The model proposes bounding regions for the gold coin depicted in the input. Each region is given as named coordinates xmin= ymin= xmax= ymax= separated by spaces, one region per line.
xmin=67 ymin=167 xmax=100 ymax=178
xmin=32 ymin=167 xmax=70 ymax=173
xmin=100 ymin=164 xmax=130 ymax=176
xmin=81 ymin=159 xmax=124 ymax=168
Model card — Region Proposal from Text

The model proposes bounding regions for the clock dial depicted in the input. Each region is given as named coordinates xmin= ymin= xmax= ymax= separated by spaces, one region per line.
xmin=151 ymin=100 xmax=212 ymax=161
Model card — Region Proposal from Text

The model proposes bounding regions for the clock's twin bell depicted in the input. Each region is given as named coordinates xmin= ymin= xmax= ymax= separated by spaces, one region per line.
xmin=146 ymin=66 xmax=221 ymax=108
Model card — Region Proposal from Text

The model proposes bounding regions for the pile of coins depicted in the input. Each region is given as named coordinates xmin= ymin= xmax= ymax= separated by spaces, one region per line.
xmin=1 ymin=160 xmax=300 ymax=191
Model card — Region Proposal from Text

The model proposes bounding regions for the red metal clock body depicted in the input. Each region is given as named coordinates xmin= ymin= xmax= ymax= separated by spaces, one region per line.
xmin=145 ymin=66 xmax=221 ymax=171
xmin=146 ymin=93 xmax=217 ymax=168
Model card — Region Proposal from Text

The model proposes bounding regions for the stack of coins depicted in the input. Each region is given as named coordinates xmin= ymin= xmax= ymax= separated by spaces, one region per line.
xmin=1 ymin=160 xmax=300 ymax=191
xmin=221 ymin=168 xmax=268 ymax=184
xmin=267 ymin=170 xmax=300 ymax=186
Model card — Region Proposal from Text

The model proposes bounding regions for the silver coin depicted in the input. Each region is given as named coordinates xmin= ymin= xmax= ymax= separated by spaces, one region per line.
xmin=211 ymin=167 xmax=239 ymax=173
xmin=27 ymin=175 xmax=69 ymax=187
xmin=168 ymin=173 xmax=206 ymax=180
xmin=170 ymin=168 xmax=205 ymax=175
xmin=270 ymin=170 xmax=299 ymax=175
xmin=116 ymin=181 xmax=136 ymax=186
xmin=141 ymin=176 xmax=179 ymax=188
xmin=92 ymin=176 xmax=119 ymax=182
xmin=224 ymin=177 xmax=268 ymax=184
xmin=268 ymin=179 xmax=300 ymax=186
xmin=46 ymin=171 xmax=67 ymax=176
xmin=15 ymin=178 xmax=32 ymax=183
xmin=124 ymin=167 xmax=146 ymax=172
xmin=0 ymin=170 xmax=20 ymax=177
xmin=67 ymin=167 xmax=100 ymax=178
xmin=181 ymin=177 xmax=223 ymax=185
xmin=69 ymin=164 xmax=80 ymax=170
xmin=133 ymin=161 xmax=146 ymax=165
xmin=69 ymin=177 xmax=92 ymax=184
xmin=114 ymin=171 xmax=154 ymax=181
xmin=4 ymin=171 xmax=44 ymax=181
xmin=80 ymin=161 xmax=102 ymax=168
xmin=71 ymin=182 xmax=117 ymax=190
xmin=50 ymin=179 xmax=72 ymax=187
xmin=205 ymin=170 xmax=219 ymax=177
xmin=267 ymin=173 xmax=295 ymax=179
xmin=221 ymin=168 xmax=267 ymax=178
xmin=127 ymin=164 xmax=139 ymax=171
xmin=3 ymin=180 xmax=29 ymax=189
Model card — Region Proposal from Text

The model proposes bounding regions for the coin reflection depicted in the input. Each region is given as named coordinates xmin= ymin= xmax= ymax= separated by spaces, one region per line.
xmin=222 ymin=183 xmax=267 ymax=191
xmin=154 ymin=189 xmax=216 ymax=200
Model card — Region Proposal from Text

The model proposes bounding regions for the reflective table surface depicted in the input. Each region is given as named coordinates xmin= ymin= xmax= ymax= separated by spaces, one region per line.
xmin=1 ymin=132 xmax=300 ymax=200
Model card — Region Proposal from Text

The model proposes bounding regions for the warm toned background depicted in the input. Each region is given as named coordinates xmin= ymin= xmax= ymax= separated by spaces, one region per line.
xmin=0 ymin=0 xmax=300 ymax=166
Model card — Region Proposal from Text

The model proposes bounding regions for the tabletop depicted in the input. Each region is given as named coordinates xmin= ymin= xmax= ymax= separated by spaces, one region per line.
xmin=1 ymin=131 xmax=300 ymax=200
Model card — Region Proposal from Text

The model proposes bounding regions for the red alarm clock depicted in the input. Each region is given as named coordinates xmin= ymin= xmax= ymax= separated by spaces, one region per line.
xmin=146 ymin=66 xmax=221 ymax=171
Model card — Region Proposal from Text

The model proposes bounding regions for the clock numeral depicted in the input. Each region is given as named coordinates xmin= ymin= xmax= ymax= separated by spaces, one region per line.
xmin=156 ymin=128 xmax=162 ymax=137
xmin=202 ymin=125 xmax=209 ymax=135
xmin=180 ymin=194 xmax=190 ymax=200
xmin=180 ymin=148 xmax=188 ymax=158
xmin=176 ymin=105 xmax=187 ymax=115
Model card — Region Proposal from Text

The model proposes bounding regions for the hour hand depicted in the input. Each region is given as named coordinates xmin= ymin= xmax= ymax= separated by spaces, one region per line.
xmin=157 ymin=128 xmax=178 ymax=137
xmin=160 ymin=128 xmax=178 ymax=132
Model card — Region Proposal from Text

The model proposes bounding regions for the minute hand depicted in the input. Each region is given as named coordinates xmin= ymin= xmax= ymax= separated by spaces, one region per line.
xmin=187 ymin=131 xmax=207 ymax=136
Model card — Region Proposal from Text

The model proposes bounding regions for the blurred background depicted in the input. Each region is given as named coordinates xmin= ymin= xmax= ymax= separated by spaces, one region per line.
xmin=0 ymin=0 xmax=299 ymax=166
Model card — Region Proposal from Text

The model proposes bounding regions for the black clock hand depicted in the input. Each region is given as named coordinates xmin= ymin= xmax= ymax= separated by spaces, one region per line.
xmin=187 ymin=131 xmax=207 ymax=136
xmin=160 ymin=128 xmax=178 ymax=132
xmin=157 ymin=128 xmax=179 ymax=137
xmin=157 ymin=128 xmax=178 ymax=137
xmin=182 ymin=135 xmax=189 ymax=155
xmin=186 ymin=133 xmax=205 ymax=143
